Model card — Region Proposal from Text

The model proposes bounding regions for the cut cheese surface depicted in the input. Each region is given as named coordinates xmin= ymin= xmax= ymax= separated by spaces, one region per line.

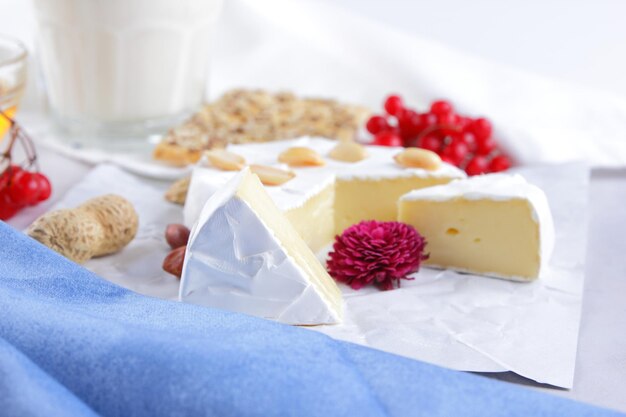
xmin=398 ymin=174 xmax=555 ymax=281
xmin=180 ymin=168 xmax=343 ymax=325
xmin=334 ymin=176 xmax=457 ymax=234
xmin=284 ymin=182 xmax=335 ymax=253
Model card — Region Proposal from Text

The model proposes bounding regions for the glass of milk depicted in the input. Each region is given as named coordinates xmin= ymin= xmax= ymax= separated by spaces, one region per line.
xmin=33 ymin=0 xmax=223 ymax=149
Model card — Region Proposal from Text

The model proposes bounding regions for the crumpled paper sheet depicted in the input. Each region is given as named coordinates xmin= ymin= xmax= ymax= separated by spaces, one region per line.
xmin=55 ymin=162 xmax=587 ymax=388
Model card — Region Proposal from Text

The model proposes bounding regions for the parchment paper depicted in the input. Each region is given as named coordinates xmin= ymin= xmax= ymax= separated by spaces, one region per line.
xmin=55 ymin=162 xmax=588 ymax=388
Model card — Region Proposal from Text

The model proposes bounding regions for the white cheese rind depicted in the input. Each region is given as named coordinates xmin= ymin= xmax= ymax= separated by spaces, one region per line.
xmin=179 ymin=169 xmax=341 ymax=325
xmin=400 ymin=174 xmax=555 ymax=276
xmin=183 ymin=137 xmax=465 ymax=227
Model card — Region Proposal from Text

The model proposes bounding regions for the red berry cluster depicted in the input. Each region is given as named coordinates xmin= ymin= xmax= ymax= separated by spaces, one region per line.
xmin=366 ymin=95 xmax=512 ymax=175
xmin=0 ymin=111 xmax=51 ymax=220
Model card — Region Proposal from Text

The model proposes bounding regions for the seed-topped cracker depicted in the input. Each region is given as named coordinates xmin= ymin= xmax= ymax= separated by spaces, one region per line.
xmin=153 ymin=89 xmax=370 ymax=166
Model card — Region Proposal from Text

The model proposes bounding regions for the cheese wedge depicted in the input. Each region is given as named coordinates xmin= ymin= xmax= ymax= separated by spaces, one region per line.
xmin=398 ymin=174 xmax=555 ymax=281
xmin=180 ymin=167 xmax=343 ymax=325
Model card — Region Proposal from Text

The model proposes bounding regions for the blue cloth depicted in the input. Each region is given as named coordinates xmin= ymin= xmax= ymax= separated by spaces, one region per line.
xmin=0 ymin=221 xmax=622 ymax=417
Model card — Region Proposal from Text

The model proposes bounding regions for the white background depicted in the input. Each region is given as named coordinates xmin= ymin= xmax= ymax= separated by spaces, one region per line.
xmin=321 ymin=0 xmax=626 ymax=98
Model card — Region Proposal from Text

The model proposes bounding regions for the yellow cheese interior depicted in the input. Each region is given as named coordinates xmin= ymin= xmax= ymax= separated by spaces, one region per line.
xmin=398 ymin=197 xmax=541 ymax=279
xmin=236 ymin=170 xmax=343 ymax=318
xmin=334 ymin=176 xmax=455 ymax=234
xmin=284 ymin=183 xmax=335 ymax=253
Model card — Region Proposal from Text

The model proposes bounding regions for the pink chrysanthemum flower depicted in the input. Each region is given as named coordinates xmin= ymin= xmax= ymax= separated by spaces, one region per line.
xmin=327 ymin=220 xmax=428 ymax=291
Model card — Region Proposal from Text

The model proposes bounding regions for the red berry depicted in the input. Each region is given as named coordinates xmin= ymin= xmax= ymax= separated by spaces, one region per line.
xmin=458 ymin=116 xmax=472 ymax=131
xmin=32 ymin=172 xmax=52 ymax=202
xmin=437 ymin=112 xmax=459 ymax=127
xmin=475 ymin=136 xmax=496 ymax=156
xmin=0 ymin=188 xmax=22 ymax=220
xmin=397 ymin=109 xmax=422 ymax=137
xmin=0 ymin=170 xmax=9 ymax=190
xmin=0 ymin=165 xmax=21 ymax=189
xmin=420 ymin=112 xmax=438 ymax=128
xmin=470 ymin=117 xmax=492 ymax=140
xmin=489 ymin=155 xmax=512 ymax=172
xmin=430 ymin=100 xmax=454 ymax=117
xmin=419 ymin=134 xmax=443 ymax=154
xmin=440 ymin=155 xmax=456 ymax=165
xmin=8 ymin=171 xmax=41 ymax=205
xmin=383 ymin=95 xmax=404 ymax=116
xmin=465 ymin=156 xmax=489 ymax=176
xmin=374 ymin=131 xmax=403 ymax=147
xmin=457 ymin=131 xmax=477 ymax=151
xmin=366 ymin=115 xmax=390 ymax=135
xmin=441 ymin=141 xmax=470 ymax=165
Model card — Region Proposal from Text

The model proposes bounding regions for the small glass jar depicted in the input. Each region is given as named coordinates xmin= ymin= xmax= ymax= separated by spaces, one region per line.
xmin=0 ymin=35 xmax=27 ymax=141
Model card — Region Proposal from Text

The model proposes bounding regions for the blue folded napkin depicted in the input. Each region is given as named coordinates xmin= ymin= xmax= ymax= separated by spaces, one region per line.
xmin=0 ymin=221 xmax=622 ymax=417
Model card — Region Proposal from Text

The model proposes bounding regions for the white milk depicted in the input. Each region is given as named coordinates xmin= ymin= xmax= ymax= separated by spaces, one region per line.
xmin=33 ymin=0 xmax=222 ymax=137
